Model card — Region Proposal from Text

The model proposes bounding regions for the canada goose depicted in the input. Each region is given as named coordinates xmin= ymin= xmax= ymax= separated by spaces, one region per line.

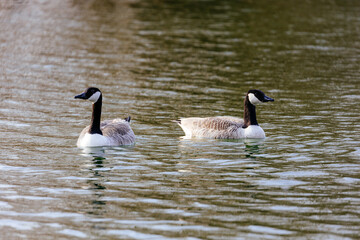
xmin=74 ymin=87 xmax=135 ymax=147
xmin=173 ymin=89 xmax=274 ymax=139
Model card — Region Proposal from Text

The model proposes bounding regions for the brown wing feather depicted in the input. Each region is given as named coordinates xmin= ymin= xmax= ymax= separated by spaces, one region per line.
xmin=195 ymin=117 xmax=244 ymax=131
xmin=101 ymin=121 xmax=132 ymax=137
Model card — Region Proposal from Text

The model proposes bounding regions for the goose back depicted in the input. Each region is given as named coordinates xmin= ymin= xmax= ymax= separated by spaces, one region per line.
xmin=101 ymin=119 xmax=135 ymax=145
xmin=177 ymin=116 xmax=245 ymax=139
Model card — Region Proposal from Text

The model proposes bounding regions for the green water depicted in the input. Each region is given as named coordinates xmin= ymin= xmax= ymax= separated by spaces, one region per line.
xmin=0 ymin=0 xmax=359 ymax=239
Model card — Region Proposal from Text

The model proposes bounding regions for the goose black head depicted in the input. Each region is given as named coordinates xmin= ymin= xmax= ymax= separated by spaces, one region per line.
xmin=247 ymin=89 xmax=274 ymax=105
xmin=75 ymin=87 xmax=102 ymax=103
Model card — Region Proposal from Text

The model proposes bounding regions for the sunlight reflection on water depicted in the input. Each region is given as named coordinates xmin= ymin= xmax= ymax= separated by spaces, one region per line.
xmin=1 ymin=0 xmax=360 ymax=239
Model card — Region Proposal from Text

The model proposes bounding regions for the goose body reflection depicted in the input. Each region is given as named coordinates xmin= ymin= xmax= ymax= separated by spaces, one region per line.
xmin=174 ymin=89 xmax=274 ymax=139
xmin=75 ymin=87 xmax=135 ymax=147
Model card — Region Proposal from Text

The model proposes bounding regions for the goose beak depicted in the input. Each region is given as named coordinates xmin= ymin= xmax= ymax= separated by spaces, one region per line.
xmin=74 ymin=92 xmax=86 ymax=99
xmin=263 ymin=95 xmax=274 ymax=102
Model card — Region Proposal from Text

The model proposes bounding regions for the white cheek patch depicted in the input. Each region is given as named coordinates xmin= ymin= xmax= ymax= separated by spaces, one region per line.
xmin=248 ymin=93 xmax=262 ymax=105
xmin=88 ymin=91 xmax=101 ymax=103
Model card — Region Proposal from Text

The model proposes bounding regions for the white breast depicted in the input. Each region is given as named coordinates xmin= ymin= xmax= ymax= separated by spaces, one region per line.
xmin=244 ymin=125 xmax=265 ymax=138
xmin=77 ymin=133 xmax=110 ymax=148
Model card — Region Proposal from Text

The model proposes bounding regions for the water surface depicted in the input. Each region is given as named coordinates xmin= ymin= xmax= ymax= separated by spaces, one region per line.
xmin=0 ymin=0 xmax=359 ymax=239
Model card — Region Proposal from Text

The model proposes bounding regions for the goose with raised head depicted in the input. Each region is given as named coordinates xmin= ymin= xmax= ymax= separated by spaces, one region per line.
xmin=173 ymin=89 xmax=274 ymax=139
xmin=74 ymin=87 xmax=135 ymax=147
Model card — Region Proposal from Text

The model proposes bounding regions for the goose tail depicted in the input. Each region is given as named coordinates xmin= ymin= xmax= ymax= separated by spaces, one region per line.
xmin=124 ymin=116 xmax=131 ymax=122
xmin=171 ymin=119 xmax=181 ymax=125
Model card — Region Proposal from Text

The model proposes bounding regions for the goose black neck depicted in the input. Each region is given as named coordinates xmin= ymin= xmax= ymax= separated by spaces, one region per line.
xmin=89 ymin=96 xmax=103 ymax=135
xmin=243 ymin=96 xmax=258 ymax=128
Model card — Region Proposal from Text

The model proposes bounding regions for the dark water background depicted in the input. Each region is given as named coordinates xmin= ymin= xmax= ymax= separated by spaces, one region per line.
xmin=0 ymin=0 xmax=359 ymax=239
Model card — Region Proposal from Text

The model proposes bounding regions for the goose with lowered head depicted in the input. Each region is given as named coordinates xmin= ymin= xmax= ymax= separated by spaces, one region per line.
xmin=173 ymin=89 xmax=274 ymax=139
xmin=74 ymin=87 xmax=135 ymax=147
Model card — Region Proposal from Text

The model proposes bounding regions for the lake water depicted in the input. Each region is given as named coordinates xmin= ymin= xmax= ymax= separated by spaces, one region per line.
xmin=1 ymin=0 xmax=359 ymax=239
